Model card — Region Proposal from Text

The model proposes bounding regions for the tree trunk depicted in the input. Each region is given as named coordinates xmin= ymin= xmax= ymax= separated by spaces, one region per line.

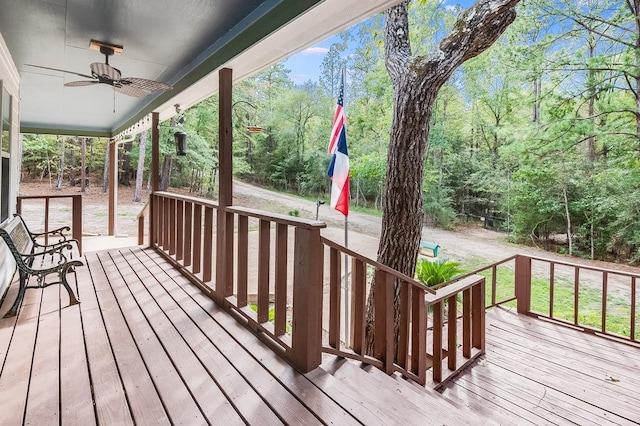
xmin=80 ymin=137 xmax=87 ymax=192
xmin=159 ymin=155 xmax=172 ymax=191
xmin=102 ymin=142 xmax=110 ymax=193
xmin=119 ymin=141 xmax=132 ymax=186
xmin=562 ymin=183 xmax=572 ymax=255
xmin=56 ymin=137 xmax=65 ymax=190
xmin=364 ymin=0 xmax=519 ymax=355
xmin=134 ymin=130 xmax=147 ymax=202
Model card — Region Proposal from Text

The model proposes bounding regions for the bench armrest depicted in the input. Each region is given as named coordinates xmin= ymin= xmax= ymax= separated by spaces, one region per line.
xmin=30 ymin=226 xmax=71 ymax=242
xmin=22 ymin=242 xmax=74 ymax=260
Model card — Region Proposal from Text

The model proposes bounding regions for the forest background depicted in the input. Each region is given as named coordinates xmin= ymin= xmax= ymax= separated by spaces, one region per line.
xmin=17 ymin=0 xmax=640 ymax=265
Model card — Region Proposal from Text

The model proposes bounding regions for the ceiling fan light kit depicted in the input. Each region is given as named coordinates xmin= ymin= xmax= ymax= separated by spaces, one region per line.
xmin=26 ymin=39 xmax=172 ymax=98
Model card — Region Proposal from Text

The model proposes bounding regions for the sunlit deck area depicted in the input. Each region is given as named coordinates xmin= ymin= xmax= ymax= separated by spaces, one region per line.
xmin=1 ymin=246 xmax=639 ymax=425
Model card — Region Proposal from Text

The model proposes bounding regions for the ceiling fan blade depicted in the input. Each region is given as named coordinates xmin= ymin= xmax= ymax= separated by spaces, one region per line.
xmin=64 ymin=80 xmax=100 ymax=87
xmin=119 ymin=77 xmax=173 ymax=92
xmin=90 ymin=62 xmax=121 ymax=80
xmin=24 ymin=64 xmax=95 ymax=80
xmin=113 ymin=84 xmax=150 ymax=98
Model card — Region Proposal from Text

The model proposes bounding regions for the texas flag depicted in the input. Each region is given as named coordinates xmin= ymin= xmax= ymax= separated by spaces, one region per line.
xmin=327 ymin=76 xmax=349 ymax=217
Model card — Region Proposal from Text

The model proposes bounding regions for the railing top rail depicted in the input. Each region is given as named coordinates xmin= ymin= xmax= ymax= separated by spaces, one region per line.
xmin=425 ymin=275 xmax=484 ymax=304
xmin=154 ymin=191 xmax=219 ymax=208
xmin=321 ymin=236 xmax=436 ymax=294
xmin=523 ymin=254 xmax=640 ymax=279
xmin=433 ymin=254 xmax=518 ymax=290
xmin=17 ymin=194 xmax=81 ymax=200
xmin=137 ymin=200 xmax=150 ymax=219
xmin=227 ymin=206 xmax=327 ymax=229
xmin=154 ymin=191 xmax=326 ymax=230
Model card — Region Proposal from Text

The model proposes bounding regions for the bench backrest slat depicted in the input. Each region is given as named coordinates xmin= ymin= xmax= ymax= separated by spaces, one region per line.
xmin=0 ymin=217 xmax=35 ymax=256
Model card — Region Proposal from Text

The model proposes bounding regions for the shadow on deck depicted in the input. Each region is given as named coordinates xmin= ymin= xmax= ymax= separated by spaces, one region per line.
xmin=1 ymin=247 xmax=639 ymax=425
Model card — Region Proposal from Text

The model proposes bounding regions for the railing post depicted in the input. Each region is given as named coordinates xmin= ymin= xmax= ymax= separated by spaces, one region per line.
xmin=292 ymin=226 xmax=323 ymax=372
xmin=72 ymin=194 xmax=82 ymax=255
xmin=515 ymin=255 xmax=532 ymax=314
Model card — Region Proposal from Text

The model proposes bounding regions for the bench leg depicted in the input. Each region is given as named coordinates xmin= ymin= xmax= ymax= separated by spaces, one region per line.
xmin=60 ymin=267 xmax=80 ymax=306
xmin=3 ymin=271 xmax=28 ymax=318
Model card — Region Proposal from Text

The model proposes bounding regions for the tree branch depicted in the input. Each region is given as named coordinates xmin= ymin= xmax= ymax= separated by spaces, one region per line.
xmin=413 ymin=0 xmax=519 ymax=78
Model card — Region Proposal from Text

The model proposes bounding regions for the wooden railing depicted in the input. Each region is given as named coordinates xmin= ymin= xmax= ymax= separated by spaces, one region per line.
xmin=137 ymin=200 xmax=150 ymax=245
xmin=321 ymin=237 xmax=486 ymax=387
xmin=151 ymin=192 xmax=326 ymax=372
xmin=512 ymin=255 xmax=640 ymax=344
xmin=16 ymin=194 xmax=83 ymax=254
xmin=148 ymin=191 xmax=486 ymax=385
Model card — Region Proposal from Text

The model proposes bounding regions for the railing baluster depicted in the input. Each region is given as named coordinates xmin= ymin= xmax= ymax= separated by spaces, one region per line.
xmin=491 ymin=265 xmax=497 ymax=306
xmin=176 ymin=199 xmax=184 ymax=261
xmin=192 ymin=204 xmax=202 ymax=274
xmin=549 ymin=262 xmax=555 ymax=318
xmin=169 ymin=198 xmax=177 ymax=255
xmin=183 ymin=202 xmax=193 ymax=267
xmin=574 ymin=266 xmax=580 ymax=326
xmin=632 ymin=277 xmax=637 ymax=342
xmin=163 ymin=195 xmax=170 ymax=249
xmin=472 ymin=280 xmax=485 ymax=351
xmin=432 ymin=300 xmax=443 ymax=383
xmin=274 ymin=223 xmax=288 ymax=336
xmin=351 ymin=258 xmax=366 ymax=354
xmin=447 ymin=295 xmax=457 ymax=371
xmin=398 ymin=284 xmax=409 ymax=369
xmin=257 ymin=219 xmax=271 ymax=323
xmin=237 ymin=215 xmax=248 ymax=308
xmin=328 ymin=247 xmax=341 ymax=349
xmin=203 ymin=206 xmax=213 ymax=282
xmin=374 ymin=269 xmax=394 ymax=374
xmin=602 ymin=271 xmax=608 ymax=333
xmin=462 ymin=288 xmax=471 ymax=358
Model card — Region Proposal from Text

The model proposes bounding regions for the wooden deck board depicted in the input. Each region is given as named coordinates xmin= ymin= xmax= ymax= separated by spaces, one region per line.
xmin=120 ymin=249 xmax=286 ymax=426
xmin=59 ymin=270 xmax=96 ymax=425
xmin=443 ymin=306 xmax=640 ymax=425
xmin=86 ymin=252 xmax=170 ymax=424
xmin=0 ymin=281 xmax=43 ymax=425
xmin=3 ymin=247 xmax=640 ymax=425
xmin=23 ymin=286 xmax=60 ymax=425
xmin=75 ymin=259 xmax=133 ymax=425
xmin=104 ymin=250 xmax=247 ymax=424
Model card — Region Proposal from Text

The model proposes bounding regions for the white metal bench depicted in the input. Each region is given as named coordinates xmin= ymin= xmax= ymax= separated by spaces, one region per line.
xmin=0 ymin=214 xmax=83 ymax=318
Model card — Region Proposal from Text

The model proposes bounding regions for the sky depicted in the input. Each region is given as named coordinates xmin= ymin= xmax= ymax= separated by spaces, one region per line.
xmin=283 ymin=0 xmax=477 ymax=84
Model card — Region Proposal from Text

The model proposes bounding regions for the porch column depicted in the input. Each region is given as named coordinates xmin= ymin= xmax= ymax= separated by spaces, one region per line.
xmin=215 ymin=68 xmax=234 ymax=302
xmin=150 ymin=112 xmax=160 ymax=247
xmin=108 ymin=138 xmax=116 ymax=236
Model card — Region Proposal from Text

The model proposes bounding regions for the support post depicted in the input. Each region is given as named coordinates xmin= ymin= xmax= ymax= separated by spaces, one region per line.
xmin=215 ymin=68 xmax=233 ymax=302
xmin=108 ymin=138 xmax=116 ymax=236
xmin=150 ymin=112 xmax=160 ymax=246
xmin=515 ymin=255 xmax=532 ymax=314
xmin=292 ymin=227 xmax=323 ymax=372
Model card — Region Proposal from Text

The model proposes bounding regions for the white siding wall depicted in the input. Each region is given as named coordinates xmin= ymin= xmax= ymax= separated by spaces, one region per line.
xmin=0 ymin=32 xmax=20 ymax=299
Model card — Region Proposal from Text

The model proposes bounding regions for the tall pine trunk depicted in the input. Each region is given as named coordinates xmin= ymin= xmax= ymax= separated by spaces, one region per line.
xmin=134 ymin=130 xmax=147 ymax=202
xmin=364 ymin=0 xmax=519 ymax=354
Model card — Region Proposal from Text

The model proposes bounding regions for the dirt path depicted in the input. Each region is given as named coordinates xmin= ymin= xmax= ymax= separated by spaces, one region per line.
xmin=233 ymin=180 xmax=639 ymax=272
xmin=18 ymin=178 xmax=640 ymax=280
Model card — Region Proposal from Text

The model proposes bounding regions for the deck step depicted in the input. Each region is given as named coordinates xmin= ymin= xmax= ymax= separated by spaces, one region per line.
xmin=315 ymin=357 xmax=481 ymax=425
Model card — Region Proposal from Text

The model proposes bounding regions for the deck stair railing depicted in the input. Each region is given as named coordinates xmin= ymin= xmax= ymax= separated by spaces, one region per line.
xmin=321 ymin=237 xmax=486 ymax=387
xmin=147 ymin=191 xmax=486 ymax=385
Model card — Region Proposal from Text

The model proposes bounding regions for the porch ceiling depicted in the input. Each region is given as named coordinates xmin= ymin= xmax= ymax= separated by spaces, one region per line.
xmin=0 ymin=0 xmax=401 ymax=138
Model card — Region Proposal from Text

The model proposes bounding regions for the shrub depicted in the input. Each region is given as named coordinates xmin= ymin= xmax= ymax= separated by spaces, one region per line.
xmin=416 ymin=258 xmax=462 ymax=287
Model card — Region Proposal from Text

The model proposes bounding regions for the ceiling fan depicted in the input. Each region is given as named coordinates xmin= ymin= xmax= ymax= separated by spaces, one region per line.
xmin=26 ymin=40 xmax=172 ymax=98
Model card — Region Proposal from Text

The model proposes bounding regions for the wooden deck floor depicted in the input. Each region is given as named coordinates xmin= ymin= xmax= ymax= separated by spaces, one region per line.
xmin=1 ymin=247 xmax=639 ymax=425
xmin=442 ymin=306 xmax=640 ymax=425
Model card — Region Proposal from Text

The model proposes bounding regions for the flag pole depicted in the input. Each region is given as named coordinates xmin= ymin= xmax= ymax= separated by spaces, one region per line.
xmin=344 ymin=214 xmax=349 ymax=346
xmin=342 ymin=65 xmax=350 ymax=347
